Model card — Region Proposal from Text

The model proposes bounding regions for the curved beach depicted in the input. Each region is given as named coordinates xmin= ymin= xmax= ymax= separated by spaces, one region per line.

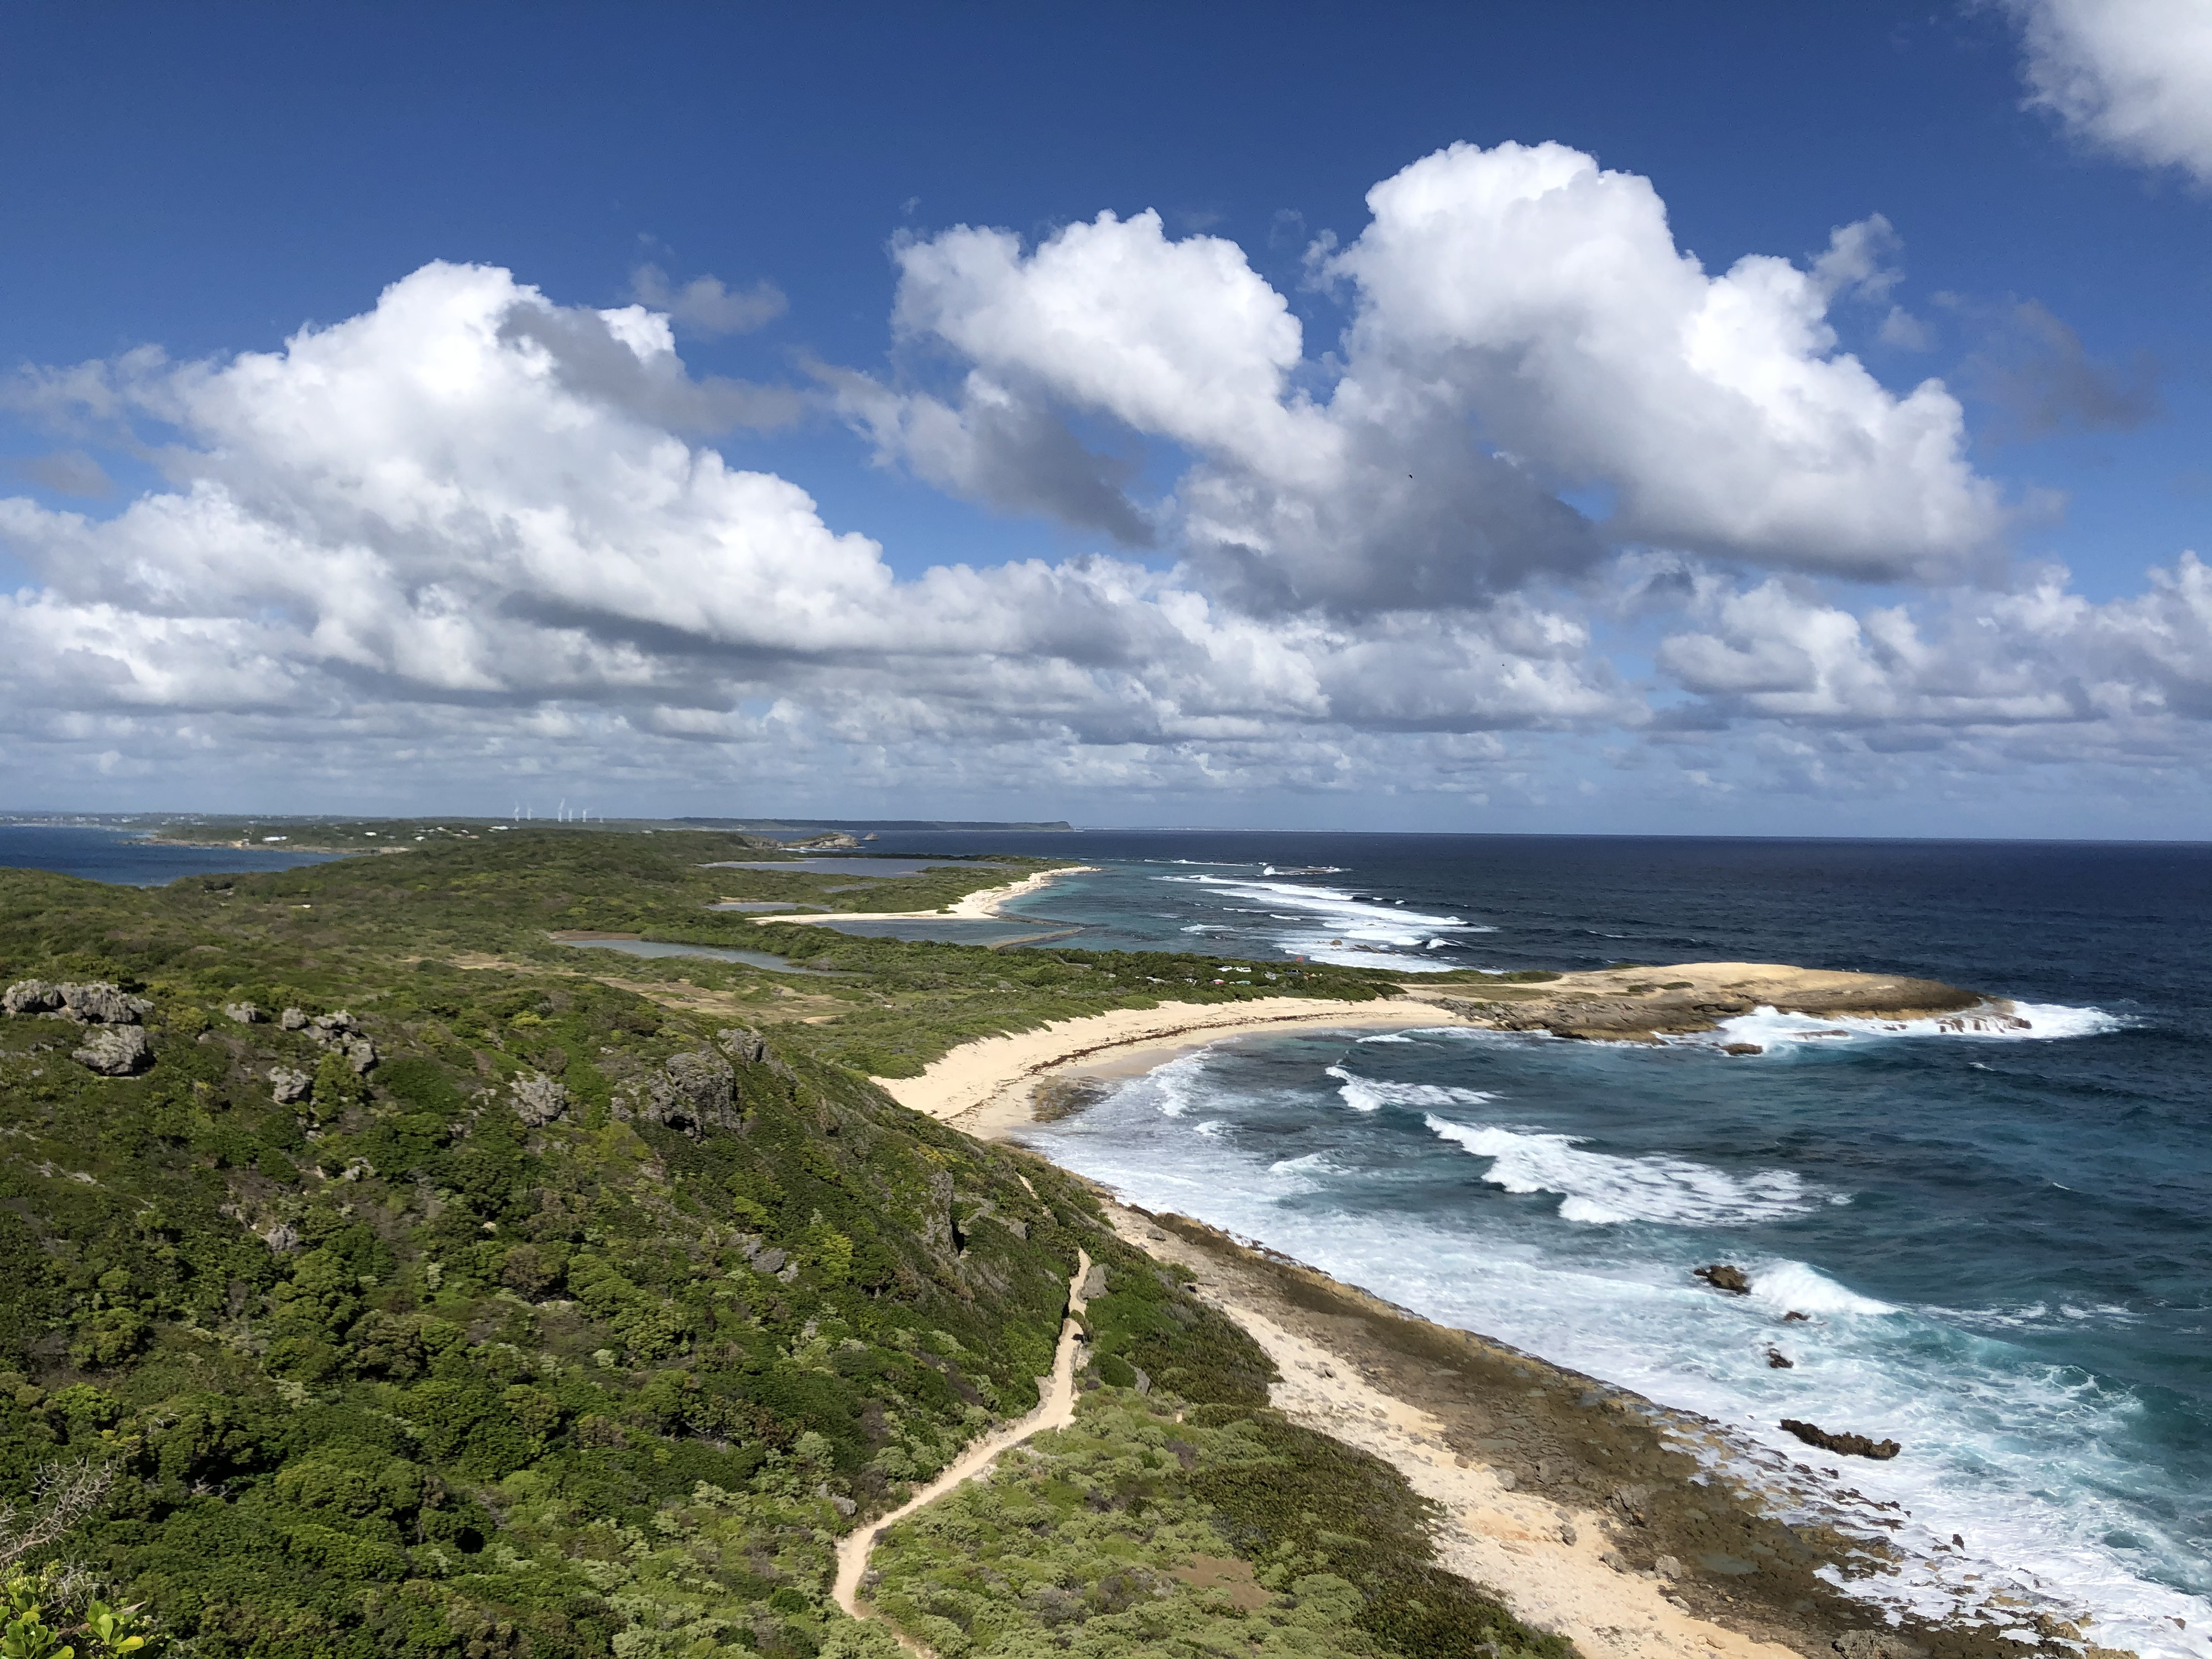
xmin=881 ymin=962 xmax=2145 ymax=1659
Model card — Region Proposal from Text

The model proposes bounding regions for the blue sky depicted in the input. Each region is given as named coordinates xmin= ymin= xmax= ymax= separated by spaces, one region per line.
xmin=1 ymin=2 xmax=2207 ymax=833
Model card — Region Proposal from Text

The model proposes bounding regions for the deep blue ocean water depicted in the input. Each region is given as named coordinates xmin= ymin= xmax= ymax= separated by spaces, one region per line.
xmin=0 ymin=825 xmax=343 ymax=885
xmin=857 ymin=831 xmax=2212 ymax=1655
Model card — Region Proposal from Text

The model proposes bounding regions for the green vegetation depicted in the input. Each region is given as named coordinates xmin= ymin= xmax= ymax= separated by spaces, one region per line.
xmin=863 ymin=1233 xmax=1570 ymax=1658
xmin=0 ymin=833 xmax=1558 ymax=1658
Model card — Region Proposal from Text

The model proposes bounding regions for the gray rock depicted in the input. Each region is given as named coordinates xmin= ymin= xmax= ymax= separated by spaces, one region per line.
xmin=512 ymin=1071 xmax=569 ymax=1126
xmin=643 ymin=1050 xmax=738 ymax=1139
xmin=753 ymin=1247 xmax=788 ymax=1275
xmin=1834 ymin=1633 xmax=1924 ymax=1659
xmin=1078 ymin=1261 xmax=1111 ymax=1302
xmin=1653 ymin=1554 xmax=1683 ymax=1580
xmin=1130 ymin=1364 xmax=1151 ymax=1396
xmin=306 ymin=1011 xmax=361 ymax=1044
xmin=342 ymin=1036 xmax=379 ymax=1075
xmin=223 ymin=1001 xmax=265 ymax=1025
xmin=4 ymin=979 xmax=150 ymax=1024
xmin=776 ymin=1260 xmax=800 ymax=1284
xmin=718 ymin=1025 xmax=767 ymax=1065
xmin=0 ymin=979 xmax=58 ymax=1015
xmin=279 ymin=1007 xmax=309 ymax=1030
xmin=269 ymin=1066 xmax=312 ymax=1105
xmin=71 ymin=1024 xmax=150 ymax=1075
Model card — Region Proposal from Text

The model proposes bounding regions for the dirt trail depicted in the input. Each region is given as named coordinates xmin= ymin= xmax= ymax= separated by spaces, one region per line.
xmin=831 ymin=1249 xmax=1093 ymax=1642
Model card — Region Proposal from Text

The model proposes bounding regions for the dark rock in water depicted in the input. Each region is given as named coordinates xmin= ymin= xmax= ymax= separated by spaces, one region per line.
xmin=72 ymin=1024 xmax=150 ymax=1075
xmin=1032 ymin=1075 xmax=1110 ymax=1123
xmin=1695 ymin=1264 xmax=1752 ymax=1295
xmin=1780 ymin=1418 xmax=1900 ymax=1460
xmin=1765 ymin=1348 xmax=1794 ymax=1369
xmin=1783 ymin=1310 xmax=1811 ymax=1322
xmin=1721 ymin=1042 xmax=1764 ymax=1056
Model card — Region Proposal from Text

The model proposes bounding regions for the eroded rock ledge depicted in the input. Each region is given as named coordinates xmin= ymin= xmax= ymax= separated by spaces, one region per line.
xmin=1407 ymin=960 xmax=1995 ymax=1045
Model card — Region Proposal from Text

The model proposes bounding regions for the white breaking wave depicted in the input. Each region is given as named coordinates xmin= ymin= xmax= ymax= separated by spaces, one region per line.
xmin=1700 ymin=1000 xmax=2126 ymax=1051
xmin=1423 ymin=1114 xmax=1817 ymax=1225
xmin=1157 ymin=872 xmax=1492 ymax=971
xmin=1325 ymin=1065 xmax=1495 ymax=1114
xmin=1747 ymin=1258 xmax=1897 ymax=1316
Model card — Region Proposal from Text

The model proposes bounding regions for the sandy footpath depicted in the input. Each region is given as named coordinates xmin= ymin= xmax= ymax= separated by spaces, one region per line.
xmin=759 ymin=864 xmax=1099 ymax=927
xmin=872 ymin=995 xmax=1468 ymax=1134
xmin=833 ymin=1249 xmax=1093 ymax=1650
xmin=1098 ymin=1201 xmax=1810 ymax=1659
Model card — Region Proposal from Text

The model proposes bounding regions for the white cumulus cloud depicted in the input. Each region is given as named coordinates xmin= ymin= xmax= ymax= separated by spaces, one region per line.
xmin=2009 ymin=0 xmax=2212 ymax=184
xmin=852 ymin=142 xmax=2004 ymax=610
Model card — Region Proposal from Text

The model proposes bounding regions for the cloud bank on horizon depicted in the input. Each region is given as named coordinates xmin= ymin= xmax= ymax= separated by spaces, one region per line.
xmin=1 ymin=124 xmax=2206 ymax=825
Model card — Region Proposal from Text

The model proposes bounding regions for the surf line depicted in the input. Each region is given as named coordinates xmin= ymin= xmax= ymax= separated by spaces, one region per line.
xmin=831 ymin=1248 xmax=1094 ymax=1647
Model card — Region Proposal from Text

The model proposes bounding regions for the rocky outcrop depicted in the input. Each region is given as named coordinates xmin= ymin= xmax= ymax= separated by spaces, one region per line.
xmin=1695 ymin=1263 xmax=1751 ymax=1295
xmin=269 ymin=1067 xmax=312 ymax=1105
xmin=1780 ymin=1418 xmax=1901 ymax=1460
xmin=72 ymin=1025 xmax=151 ymax=1075
xmin=4 ymin=979 xmax=152 ymax=1024
xmin=1834 ymin=1631 xmax=1924 ymax=1658
xmin=297 ymin=1010 xmax=378 ymax=1074
xmin=279 ymin=1007 xmax=310 ymax=1031
xmin=1766 ymin=1347 xmax=1794 ymax=1369
xmin=642 ymin=1050 xmax=739 ymax=1139
xmin=224 ymin=1001 xmax=265 ymax=1024
xmin=511 ymin=1071 xmax=568 ymax=1127
xmin=719 ymin=1025 xmax=768 ymax=1065
xmin=1420 ymin=962 xmax=1986 ymax=1045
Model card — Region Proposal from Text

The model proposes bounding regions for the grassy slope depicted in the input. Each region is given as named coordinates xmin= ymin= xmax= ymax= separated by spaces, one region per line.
xmin=0 ymin=836 xmax=1561 ymax=1659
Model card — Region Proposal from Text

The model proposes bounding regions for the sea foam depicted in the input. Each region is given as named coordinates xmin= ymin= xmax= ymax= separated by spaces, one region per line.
xmin=1423 ymin=1113 xmax=1817 ymax=1225
xmin=1702 ymin=1000 xmax=2126 ymax=1051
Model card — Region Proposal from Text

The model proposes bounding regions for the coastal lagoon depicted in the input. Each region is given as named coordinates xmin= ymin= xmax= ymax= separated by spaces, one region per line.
xmin=874 ymin=830 xmax=2211 ymax=1658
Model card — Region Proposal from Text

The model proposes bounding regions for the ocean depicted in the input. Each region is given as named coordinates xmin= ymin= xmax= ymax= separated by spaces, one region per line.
xmin=860 ymin=830 xmax=2211 ymax=1657
xmin=0 ymin=824 xmax=345 ymax=885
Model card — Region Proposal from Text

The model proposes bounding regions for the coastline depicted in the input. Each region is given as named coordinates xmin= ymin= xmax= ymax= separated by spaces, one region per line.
xmin=878 ymin=965 xmax=2138 ymax=1658
xmin=1051 ymin=1192 xmax=2103 ymax=1659
xmin=756 ymin=863 xmax=1100 ymax=927
xmin=872 ymin=994 xmax=1468 ymax=1134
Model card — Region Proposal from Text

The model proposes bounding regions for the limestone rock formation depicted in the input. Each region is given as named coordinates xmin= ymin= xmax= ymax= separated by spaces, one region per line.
xmin=4 ymin=979 xmax=152 ymax=1024
xmin=643 ymin=1050 xmax=739 ymax=1138
xmin=72 ymin=1024 xmax=152 ymax=1074
xmin=269 ymin=1067 xmax=312 ymax=1105
xmin=512 ymin=1071 xmax=568 ymax=1127
xmin=224 ymin=1001 xmax=265 ymax=1024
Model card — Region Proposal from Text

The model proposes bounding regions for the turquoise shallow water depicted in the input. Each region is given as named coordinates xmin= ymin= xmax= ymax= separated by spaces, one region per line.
xmin=858 ymin=830 xmax=2211 ymax=1655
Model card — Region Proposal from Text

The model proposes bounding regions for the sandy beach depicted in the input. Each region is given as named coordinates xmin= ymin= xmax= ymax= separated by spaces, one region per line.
xmin=757 ymin=863 xmax=1099 ymax=927
xmin=872 ymin=994 xmax=1469 ymax=1134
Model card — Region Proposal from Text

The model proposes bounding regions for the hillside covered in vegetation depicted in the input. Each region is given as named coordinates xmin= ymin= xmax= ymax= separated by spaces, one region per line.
xmin=0 ymin=833 xmax=1564 ymax=1658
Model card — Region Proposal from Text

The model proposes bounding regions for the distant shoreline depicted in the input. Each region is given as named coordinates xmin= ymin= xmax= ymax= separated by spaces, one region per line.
xmin=759 ymin=862 xmax=1100 ymax=928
